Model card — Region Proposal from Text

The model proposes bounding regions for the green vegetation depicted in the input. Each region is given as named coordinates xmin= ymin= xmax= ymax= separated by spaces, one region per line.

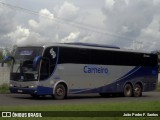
xmin=1 ymin=101 xmax=160 ymax=111
xmin=157 ymin=83 xmax=160 ymax=92
xmin=0 ymin=101 xmax=160 ymax=120
xmin=0 ymin=83 xmax=9 ymax=93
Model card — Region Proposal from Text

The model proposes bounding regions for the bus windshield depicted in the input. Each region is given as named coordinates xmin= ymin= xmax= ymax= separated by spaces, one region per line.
xmin=10 ymin=47 xmax=43 ymax=81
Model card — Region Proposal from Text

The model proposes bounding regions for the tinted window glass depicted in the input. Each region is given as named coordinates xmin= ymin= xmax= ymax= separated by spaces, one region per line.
xmin=58 ymin=47 xmax=157 ymax=66
xmin=40 ymin=47 xmax=58 ymax=80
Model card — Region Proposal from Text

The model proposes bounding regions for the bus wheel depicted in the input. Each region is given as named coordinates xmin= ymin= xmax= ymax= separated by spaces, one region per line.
xmin=124 ymin=84 xmax=133 ymax=97
xmin=133 ymin=84 xmax=142 ymax=97
xmin=54 ymin=84 xmax=66 ymax=100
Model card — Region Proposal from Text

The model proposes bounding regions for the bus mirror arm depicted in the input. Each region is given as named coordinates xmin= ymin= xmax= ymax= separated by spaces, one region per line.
xmin=33 ymin=56 xmax=42 ymax=70
xmin=1 ymin=56 xmax=15 ymax=67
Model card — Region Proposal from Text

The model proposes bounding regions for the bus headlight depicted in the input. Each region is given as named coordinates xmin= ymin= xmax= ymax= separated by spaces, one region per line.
xmin=29 ymin=85 xmax=36 ymax=88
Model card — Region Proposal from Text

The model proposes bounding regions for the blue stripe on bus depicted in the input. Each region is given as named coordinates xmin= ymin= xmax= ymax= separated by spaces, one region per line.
xmin=70 ymin=66 xmax=158 ymax=94
xmin=70 ymin=89 xmax=88 ymax=94
xmin=31 ymin=66 xmax=158 ymax=95
xmin=70 ymin=67 xmax=141 ymax=94
xmin=116 ymin=66 xmax=141 ymax=82
xmin=37 ymin=86 xmax=53 ymax=95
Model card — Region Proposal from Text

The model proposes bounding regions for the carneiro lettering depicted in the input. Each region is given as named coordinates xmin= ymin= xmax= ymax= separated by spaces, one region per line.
xmin=84 ymin=66 xmax=108 ymax=74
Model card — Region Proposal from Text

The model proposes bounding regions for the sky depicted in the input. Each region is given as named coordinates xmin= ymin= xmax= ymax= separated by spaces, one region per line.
xmin=0 ymin=0 xmax=160 ymax=52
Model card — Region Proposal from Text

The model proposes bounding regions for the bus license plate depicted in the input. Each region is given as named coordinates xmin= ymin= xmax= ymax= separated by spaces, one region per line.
xmin=18 ymin=90 xmax=23 ymax=93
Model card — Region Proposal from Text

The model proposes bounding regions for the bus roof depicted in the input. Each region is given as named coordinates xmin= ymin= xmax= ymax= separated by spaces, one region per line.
xmin=63 ymin=42 xmax=120 ymax=49
xmin=17 ymin=42 xmax=155 ymax=54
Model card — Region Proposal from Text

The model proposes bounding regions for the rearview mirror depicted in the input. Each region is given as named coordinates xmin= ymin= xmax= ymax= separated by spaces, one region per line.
xmin=33 ymin=56 xmax=42 ymax=70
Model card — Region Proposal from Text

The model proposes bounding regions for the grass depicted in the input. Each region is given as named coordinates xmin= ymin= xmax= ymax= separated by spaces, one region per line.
xmin=0 ymin=101 xmax=160 ymax=120
xmin=0 ymin=83 xmax=9 ymax=93
xmin=1 ymin=101 xmax=160 ymax=111
xmin=157 ymin=83 xmax=160 ymax=91
xmin=0 ymin=83 xmax=160 ymax=120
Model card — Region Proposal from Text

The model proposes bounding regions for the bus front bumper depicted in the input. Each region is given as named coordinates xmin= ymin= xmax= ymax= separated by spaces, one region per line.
xmin=9 ymin=86 xmax=53 ymax=95
xmin=10 ymin=87 xmax=37 ymax=94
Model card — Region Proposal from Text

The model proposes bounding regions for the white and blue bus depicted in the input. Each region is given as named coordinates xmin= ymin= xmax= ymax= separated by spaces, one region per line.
xmin=2 ymin=43 xmax=158 ymax=99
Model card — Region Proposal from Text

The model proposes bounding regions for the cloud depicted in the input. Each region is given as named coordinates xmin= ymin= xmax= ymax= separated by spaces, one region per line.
xmin=1 ymin=0 xmax=160 ymax=52
xmin=27 ymin=2 xmax=80 ymax=44
xmin=0 ymin=4 xmax=16 ymax=47
xmin=134 ymin=15 xmax=160 ymax=51
xmin=0 ymin=5 xmax=16 ymax=34
xmin=8 ymin=26 xmax=30 ymax=45
xmin=105 ymin=0 xmax=115 ymax=10
xmin=102 ymin=0 xmax=160 ymax=51
xmin=57 ymin=1 xmax=79 ymax=19
xmin=8 ymin=26 xmax=48 ymax=46
xmin=29 ymin=8 xmax=55 ymax=30
xmin=61 ymin=32 xmax=80 ymax=43
xmin=26 ymin=8 xmax=58 ymax=45
xmin=28 ymin=19 xmax=39 ymax=29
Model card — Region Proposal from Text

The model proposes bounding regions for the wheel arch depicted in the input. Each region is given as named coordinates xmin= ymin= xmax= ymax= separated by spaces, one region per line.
xmin=123 ymin=81 xmax=133 ymax=90
xmin=53 ymin=80 xmax=68 ymax=95
xmin=134 ymin=81 xmax=143 ymax=91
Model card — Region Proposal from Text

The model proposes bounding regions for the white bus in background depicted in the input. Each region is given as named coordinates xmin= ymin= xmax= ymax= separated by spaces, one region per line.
xmin=2 ymin=43 xmax=158 ymax=99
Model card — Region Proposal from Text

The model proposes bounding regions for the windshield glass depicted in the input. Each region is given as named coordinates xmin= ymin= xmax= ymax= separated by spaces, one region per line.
xmin=11 ymin=47 xmax=43 ymax=81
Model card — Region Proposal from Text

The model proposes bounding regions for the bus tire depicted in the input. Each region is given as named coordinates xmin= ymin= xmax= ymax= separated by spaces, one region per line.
xmin=133 ymin=84 xmax=142 ymax=97
xmin=124 ymin=83 xmax=133 ymax=97
xmin=54 ymin=84 xmax=66 ymax=100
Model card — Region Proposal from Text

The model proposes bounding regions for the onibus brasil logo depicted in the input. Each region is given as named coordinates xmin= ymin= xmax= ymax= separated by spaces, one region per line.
xmin=1 ymin=112 xmax=42 ymax=118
